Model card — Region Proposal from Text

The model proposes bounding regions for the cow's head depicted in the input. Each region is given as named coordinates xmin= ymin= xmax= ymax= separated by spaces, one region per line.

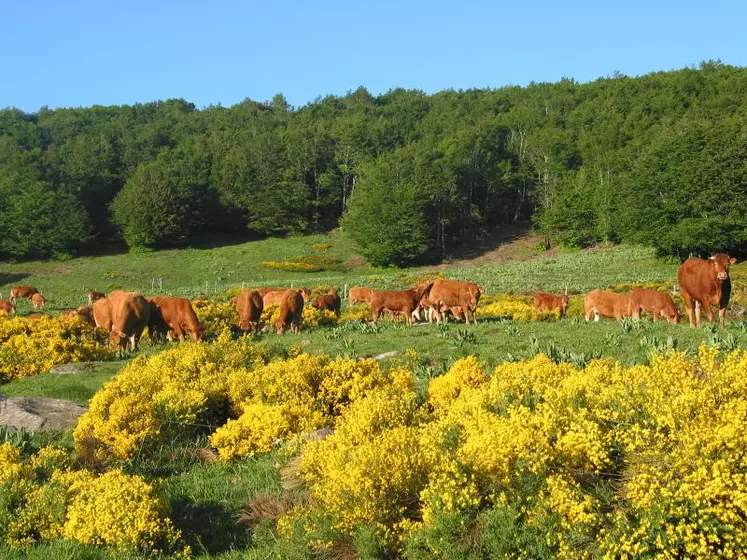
xmin=710 ymin=254 xmax=737 ymax=281
xmin=298 ymin=288 xmax=311 ymax=302
xmin=190 ymin=325 xmax=204 ymax=342
xmin=275 ymin=320 xmax=286 ymax=335
xmin=665 ymin=309 xmax=680 ymax=325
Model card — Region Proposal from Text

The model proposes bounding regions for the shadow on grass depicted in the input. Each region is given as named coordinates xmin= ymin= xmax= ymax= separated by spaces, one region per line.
xmin=171 ymin=498 xmax=252 ymax=555
xmin=0 ymin=272 xmax=30 ymax=289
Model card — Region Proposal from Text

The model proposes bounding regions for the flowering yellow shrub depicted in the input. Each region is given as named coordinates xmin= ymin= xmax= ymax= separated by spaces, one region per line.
xmin=427 ymin=355 xmax=486 ymax=412
xmin=74 ymin=334 xmax=269 ymax=462
xmin=260 ymin=304 xmax=338 ymax=329
xmin=192 ymin=298 xmax=237 ymax=338
xmin=0 ymin=447 xmax=188 ymax=555
xmin=261 ymin=261 xmax=323 ymax=272
xmin=480 ymin=295 xmax=560 ymax=321
xmin=0 ymin=315 xmax=114 ymax=381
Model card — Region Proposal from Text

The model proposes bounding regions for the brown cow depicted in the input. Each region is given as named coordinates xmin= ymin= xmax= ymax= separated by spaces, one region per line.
xmin=235 ymin=290 xmax=264 ymax=333
xmin=629 ymin=289 xmax=679 ymax=324
xmin=9 ymin=286 xmax=39 ymax=305
xmin=534 ymin=292 xmax=570 ymax=318
xmin=263 ymin=287 xmax=311 ymax=307
xmin=311 ymin=290 xmax=341 ymax=317
xmin=31 ymin=293 xmax=46 ymax=311
xmin=87 ymin=290 xmax=106 ymax=306
xmin=678 ymin=253 xmax=737 ymax=328
xmin=275 ymin=290 xmax=304 ymax=334
xmin=584 ymin=290 xmax=638 ymax=321
xmin=369 ymin=283 xmax=434 ymax=327
xmin=427 ymin=280 xmax=483 ymax=324
xmin=0 ymin=300 xmax=16 ymax=315
xmin=147 ymin=296 xmax=203 ymax=342
xmin=25 ymin=313 xmax=45 ymax=320
xmin=60 ymin=306 xmax=95 ymax=326
xmin=94 ymin=290 xmax=151 ymax=353
xmin=348 ymin=287 xmax=373 ymax=311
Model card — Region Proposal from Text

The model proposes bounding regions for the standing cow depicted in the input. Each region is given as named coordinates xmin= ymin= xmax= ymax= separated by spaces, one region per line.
xmin=147 ymin=296 xmax=203 ymax=342
xmin=585 ymin=290 xmax=638 ymax=321
xmin=275 ymin=290 xmax=304 ymax=334
xmin=234 ymin=290 xmax=264 ymax=333
xmin=348 ymin=287 xmax=373 ymax=311
xmin=629 ymin=289 xmax=680 ymax=324
xmin=9 ymin=286 xmax=40 ymax=306
xmin=369 ymin=283 xmax=434 ymax=327
xmin=427 ymin=279 xmax=483 ymax=324
xmin=534 ymin=292 xmax=570 ymax=318
xmin=93 ymin=290 xmax=151 ymax=353
xmin=312 ymin=290 xmax=341 ymax=317
xmin=678 ymin=253 xmax=737 ymax=328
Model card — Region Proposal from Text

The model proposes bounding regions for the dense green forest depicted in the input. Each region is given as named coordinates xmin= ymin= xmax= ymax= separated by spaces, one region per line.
xmin=0 ymin=61 xmax=745 ymax=265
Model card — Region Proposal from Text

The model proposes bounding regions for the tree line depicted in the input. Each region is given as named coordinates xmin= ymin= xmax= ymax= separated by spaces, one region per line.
xmin=0 ymin=61 xmax=745 ymax=265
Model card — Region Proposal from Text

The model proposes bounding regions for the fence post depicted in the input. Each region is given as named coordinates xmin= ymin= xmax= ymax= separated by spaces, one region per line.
xmin=344 ymin=283 xmax=348 ymax=300
xmin=159 ymin=278 xmax=163 ymax=291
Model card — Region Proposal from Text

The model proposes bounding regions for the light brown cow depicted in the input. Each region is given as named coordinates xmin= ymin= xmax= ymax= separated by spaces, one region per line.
xmin=9 ymin=285 xmax=40 ymax=305
xmin=678 ymin=253 xmax=737 ymax=328
xmin=348 ymin=287 xmax=373 ymax=311
xmin=534 ymin=292 xmax=570 ymax=318
xmin=275 ymin=290 xmax=304 ymax=334
xmin=25 ymin=313 xmax=45 ymax=320
xmin=147 ymin=296 xmax=203 ymax=342
xmin=60 ymin=306 xmax=95 ymax=326
xmin=311 ymin=290 xmax=341 ymax=317
xmin=235 ymin=290 xmax=264 ymax=333
xmin=31 ymin=293 xmax=46 ymax=311
xmin=0 ymin=300 xmax=16 ymax=315
xmin=584 ymin=290 xmax=638 ymax=321
xmin=427 ymin=280 xmax=483 ymax=324
xmin=94 ymin=290 xmax=151 ymax=353
xmin=629 ymin=289 xmax=680 ymax=324
xmin=369 ymin=283 xmax=434 ymax=327
xmin=263 ymin=287 xmax=311 ymax=307
xmin=87 ymin=290 xmax=106 ymax=306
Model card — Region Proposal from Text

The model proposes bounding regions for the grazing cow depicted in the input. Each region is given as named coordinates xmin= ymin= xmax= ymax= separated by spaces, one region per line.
xmin=427 ymin=279 xmax=483 ymax=324
xmin=584 ymin=290 xmax=638 ymax=321
xmin=26 ymin=313 xmax=45 ymax=320
xmin=94 ymin=290 xmax=151 ymax=353
xmin=31 ymin=293 xmax=46 ymax=311
xmin=629 ymin=289 xmax=680 ymax=324
xmin=311 ymin=290 xmax=341 ymax=317
xmin=369 ymin=282 xmax=434 ymax=327
xmin=275 ymin=290 xmax=304 ymax=334
xmin=263 ymin=287 xmax=311 ymax=307
xmin=147 ymin=296 xmax=203 ymax=342
xmin=87 ymin=290 xmax=106 ymax=306
xmin=235 ymin=290 xmax=264 ymax=333
xmin=678 ymin=253 xmax=737 ymax=328
xmin=348 ymin=287 xmax=373 ymax=311
xmin=0 ymin=300 xmax=16 ymax=315
xmin=534 ymin=292 xmax=570 ymax=318
xmin=61 ymin=306 xmax=95 ymax=325
xmin=9 ymin=286 xmax=40 ymax=305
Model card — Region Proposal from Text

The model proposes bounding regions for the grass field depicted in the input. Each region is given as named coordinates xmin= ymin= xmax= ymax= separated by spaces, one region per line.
xmin=1 ymin=231 xmax=746 ymax=559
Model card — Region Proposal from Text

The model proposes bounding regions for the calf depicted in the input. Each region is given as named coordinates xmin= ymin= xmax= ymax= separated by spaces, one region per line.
xmin=235 ymin=290 xmax=264 ymax=333
xmin=369 ymin=282 xmax=434 ymax=327
xmin=348 ymin=287 xmax=373 ymax=311
xmin=87 ymin=290 xmax=106 ymax=306
xmin=275 ymin=290 xmax=304 ymax=334
xmin=311 ymin=290 xmax=341 ymax=316
xmin=678 ymin=253 xmax=737 ymax=327
xmin=0 ymin=300 xmax=16 ymax=315
xmin=9 ymin=285 xmax=40 ymax=305
xmin=534 ymin=292 xmax=570 ymax=318
xmin=147 ymin=296 xmax=203 ymax=342
xmin=427 ymin=279 xmax=483 ymax=324
xmin=629 ymin=289 xmax=679 ymax=324
xmin=584 ymin=290 xmax=638 ymax=321
xmin=31 ymin=293 xmax=46 ymax=311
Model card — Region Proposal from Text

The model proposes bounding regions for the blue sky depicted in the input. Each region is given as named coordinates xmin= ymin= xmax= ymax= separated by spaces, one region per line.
xmin=2 ymin=0 xmax=746 ymax=112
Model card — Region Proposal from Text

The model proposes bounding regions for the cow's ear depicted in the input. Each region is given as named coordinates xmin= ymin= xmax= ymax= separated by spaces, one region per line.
xmin=730 ymin=257 xmax=738 ymax=265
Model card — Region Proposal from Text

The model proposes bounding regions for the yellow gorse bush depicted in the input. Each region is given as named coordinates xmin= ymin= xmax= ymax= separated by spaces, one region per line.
xmin=0 ymin=315 xmax=114 ymax=381
xmin=192 ymin=298 xmax=237 ymax=338
xmin=479 ymin=294 xmax=561 ymax=321
xmin=0 ymin=446 xmax=188 ymax=555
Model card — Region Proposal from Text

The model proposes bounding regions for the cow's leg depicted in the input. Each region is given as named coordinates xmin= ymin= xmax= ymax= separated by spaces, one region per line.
xmin=718 ymin=307 xmax=727 ymax=328
xmin=372 ymin=306 xmax=382 ymax=324
xmin=594 ymin=310 xmax=600 ymax=322
xmin=681 ymin=290 xmax=696 ymax=328
xmin=172 ymin=324 xmax=185 ymax=342
xmin=695 ymin=301 xmax=702 ymax=327
xmin=701 ymin=300 xmax=714 ymax=326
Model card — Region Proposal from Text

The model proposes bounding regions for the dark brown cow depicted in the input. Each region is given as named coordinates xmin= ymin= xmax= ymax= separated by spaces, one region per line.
xmin=87 ymin=290 xmax=106 ymax=306
xmin=0 ymin=300 xmax=16 ymax=315
xmin=147 ymin=296 xmax=203 ymax=342
xmin=584 ymin=290 xmax=638 ymax=321
xmin=311 ymin=290 xmax=341 ymax=317
xmin=60 ymin=305 xmax=95 ymax=326
xmin=235 ymin=290 xmax=264 ymax=333
xmin=31 ymin=293 xmax=46 ymax=311
xmin=427 ymin=279 xmax=483 ymax=324
xmin=534 ymin=292 xmax=570 ymax=318
xmin=629 ymin=289 xmax=680 ymax=324
xmin=9 ymin=286 xmax=40 ymax=305
xmin=94 ymin=290 xmax=151 ymax=353
xmin=678 ymin=253 xmax=737 ymax=328
xmin=275 ymin=290 xmax=304 ymax=334
xmin=369 ymin=283 xmax=434 ymax=327
xmin=348 ymin=287 xmax=373 ymax=311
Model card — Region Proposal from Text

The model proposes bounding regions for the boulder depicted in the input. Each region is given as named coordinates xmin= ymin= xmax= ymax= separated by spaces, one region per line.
xmin=0 ymin=395 xmax=87 ymax=431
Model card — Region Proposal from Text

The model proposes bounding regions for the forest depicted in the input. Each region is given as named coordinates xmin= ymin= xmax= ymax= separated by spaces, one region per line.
xmin=0 ymin=60 xmax=745 ymax=265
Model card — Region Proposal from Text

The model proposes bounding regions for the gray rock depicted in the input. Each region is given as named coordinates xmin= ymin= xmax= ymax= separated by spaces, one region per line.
xmin=49 ymin=362 xmax=96 ymax=375
xmin=373 ymin=350 xmax=399 ymax=361
xmin=0 ymin=396 xmax=87 ymax=431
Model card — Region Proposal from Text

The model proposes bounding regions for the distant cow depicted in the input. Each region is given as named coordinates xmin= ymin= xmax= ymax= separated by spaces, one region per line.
xmin=94 ymin=290 xmax=151 ymax=353
xmin=629 ymin=289 xmax=679 ymax=324
xmin=263 ymin=287 xmax=311 ymax=307
xmin=427 ymin=279 xmax=483 ymax=324
xmin=678 ymin=253 xmax=737 ymax=328
xmin=585 ymin=290 xmax=638 ymax=321
xmin=31 ymin=293 xmax=46 ymax=311
xmin=9 ymin=286 xmax=40 ymax=305
xmin=60 ymin=305 xmax=95 ymax=326
xmin=87 ymin=290 xmax=106 ymax=306
xmin=348 ymin=287 xmax=373 ymax=311
xmin=25 ymin=313 xmax=45 ymax=320
xmin=275 ymin=290 xmax=304 ymax=334
xmin=147 ymin=296 xmax=203 ymax=342
xmin=534 ymin=292 xmax=570 ymax=318
xmin=235 ymin=290 xmax=264 ymax=333
xmin=369 ymin=283 xmax=434 ymax=327
xmin=312 ymin=290 xmax=341 ymax=317
xmin=0 ymin=300 xmax=16 ymax=315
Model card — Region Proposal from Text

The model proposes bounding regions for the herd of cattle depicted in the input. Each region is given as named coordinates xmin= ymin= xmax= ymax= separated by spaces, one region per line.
xmin=0 ymin=252 xmax=737 ymax=353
